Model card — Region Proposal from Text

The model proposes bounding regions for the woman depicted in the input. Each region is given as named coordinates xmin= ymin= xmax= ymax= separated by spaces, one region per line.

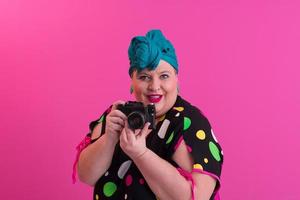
xmin=73 ymin=30 xmax=223 ymax=200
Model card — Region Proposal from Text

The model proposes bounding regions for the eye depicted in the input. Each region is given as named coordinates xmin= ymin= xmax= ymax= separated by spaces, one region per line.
xmin=160 ymin=74 xmax=169 ymax=79
xmin=138 ymin=75 xmax=151 ymax=81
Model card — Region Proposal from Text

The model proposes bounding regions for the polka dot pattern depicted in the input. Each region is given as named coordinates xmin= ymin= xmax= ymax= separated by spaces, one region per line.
xmin=209 ymin=141 xmax=221 ymax=162
xmin=193 ymin=163 xmax=203 ymax=170
xmin=183 ymin=117 xmax=191 ymax=130
xmin=103 ymin=182 xmax=117 ymax=197
xmin=173 ymin=106 xmax=184 ymax=112
xmin=89 ymin=96 xmax=222 ymax=200
xmin=204 ymin=158 xmax=208 ymax=163
xmin=125 ymin=174 xmax=133 ymax=186
xmin=139 ymin=178 xmax=145 ymax=185
xmin=117 ymin=160 xmax=132 ymax=179
xmin=196 ymin=130 xmax=206 ymax=140
xmin=158 ymin=114 xmax=166 ymax=122
xmin=157 ymin=119 xmax=170 ymax=139
xmin=166 ymin=131 xmax=174 ymax=144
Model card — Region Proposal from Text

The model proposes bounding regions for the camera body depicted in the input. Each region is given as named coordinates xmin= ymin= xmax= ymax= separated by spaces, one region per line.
xmin=117 ymin=101 xmax=156 ymax=130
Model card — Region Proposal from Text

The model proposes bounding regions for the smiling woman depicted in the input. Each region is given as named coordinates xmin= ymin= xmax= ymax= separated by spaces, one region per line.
xmin=73 ymin=30 xmax=223 ymax=200
xmin=131 ymin=60 xmax=178 ymax=118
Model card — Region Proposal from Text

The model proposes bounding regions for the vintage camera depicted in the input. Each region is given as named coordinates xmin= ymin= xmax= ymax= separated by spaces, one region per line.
xmin=117 ymin=101 xmax=156 ymax=130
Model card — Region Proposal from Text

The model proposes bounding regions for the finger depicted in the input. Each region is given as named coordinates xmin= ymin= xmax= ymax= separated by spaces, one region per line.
xmin=111 ymin=124 xmax=123 ymax=133
xmin=120 ymin=128 xmax=128 ymax=144
xmin=124 ymin=120 xmax=136 ymax=143
xmin=140 ymin=122 xmax=151 ymax=139
xmin=110 ymin=116 xmax=125 ymax=127
xmin=134 ymin=129 xmax=142 ymax=135
xmin=111 ymin=100 xmax=126 ymax=110
xmin=109 ymin=110 xmax=127 ymax=121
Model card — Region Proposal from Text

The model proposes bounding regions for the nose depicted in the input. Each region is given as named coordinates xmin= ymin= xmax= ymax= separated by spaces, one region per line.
xmin=148 ymin=77 xmax=161 ymax=92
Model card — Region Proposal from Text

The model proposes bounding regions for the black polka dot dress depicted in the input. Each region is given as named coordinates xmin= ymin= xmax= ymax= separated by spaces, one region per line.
xmin=82 ymin=96 xmax=223 ymax=200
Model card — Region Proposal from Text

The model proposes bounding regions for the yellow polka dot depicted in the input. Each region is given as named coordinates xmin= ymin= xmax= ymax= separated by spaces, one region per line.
xmin=173 ymin=107 xmax=184 ymax=112
xmin=95 ymin=194 xmax=99 ymax=200
xmin=193 ymin=163 xmax=203 ymax=170
xmin=196 ymin=130 xmax=206 ymax=140
xmin=157 ymin=114 xmax=166 ymax=122
xmin=204 ymin=158 xmax=208 ymax=163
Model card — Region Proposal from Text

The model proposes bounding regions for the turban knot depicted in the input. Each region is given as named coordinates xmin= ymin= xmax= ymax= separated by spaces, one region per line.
xmin=128 ymin=30 xmax=178 ymax=75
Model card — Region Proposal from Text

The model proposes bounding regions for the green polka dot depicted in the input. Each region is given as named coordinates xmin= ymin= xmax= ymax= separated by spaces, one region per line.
xmin=98 ymin=115 xmax=104 ymax=123
xmin=209 ymin=141 xmax=221 ymax=162
xmin=103 ymin=182 xmax=117 ymax=197
xmin=183 ymin=117 xmax=191 ymax=130
xmin=166 ymin=132 xmax=174 ymax=144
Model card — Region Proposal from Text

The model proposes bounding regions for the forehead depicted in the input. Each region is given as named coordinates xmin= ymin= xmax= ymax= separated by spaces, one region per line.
xmin=136 ymin=60 xmax=176 ymax=75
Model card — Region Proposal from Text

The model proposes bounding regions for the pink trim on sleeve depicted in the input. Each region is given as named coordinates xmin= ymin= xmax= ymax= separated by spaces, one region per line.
xmin=192 ymin=169 xmax=221 ymax=200
xmin=177 ymin=168 xmax=195 ymax=200
xmin=174 ymin=136 xmax=183 ymax=151
xmin=174 ymin=136 xmax=192 ymax=152
xmin=72 ymin=136 xmax=91 ymax=184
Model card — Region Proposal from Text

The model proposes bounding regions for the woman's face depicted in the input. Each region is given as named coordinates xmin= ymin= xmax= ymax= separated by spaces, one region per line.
xmin=131 ymin=60 xmax=178 ymax=118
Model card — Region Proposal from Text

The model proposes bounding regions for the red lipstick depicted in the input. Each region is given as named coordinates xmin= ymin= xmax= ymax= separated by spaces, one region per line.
xmin=147 ymin=95 xmax=162 ymax=103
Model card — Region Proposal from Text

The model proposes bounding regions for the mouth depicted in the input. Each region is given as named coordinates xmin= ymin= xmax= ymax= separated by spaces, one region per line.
xmin=147 ymin=94 xmax=163 ymax=103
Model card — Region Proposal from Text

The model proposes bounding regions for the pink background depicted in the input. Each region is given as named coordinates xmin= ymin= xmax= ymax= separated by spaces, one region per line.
xmin=1 ymin=0 xmax=299 ymax=199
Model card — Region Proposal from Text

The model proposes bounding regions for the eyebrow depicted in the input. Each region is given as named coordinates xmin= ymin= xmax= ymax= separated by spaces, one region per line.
xmin=158 ymin=70 xmax=172 ymax=74
xmin=136 ymin=72 xmax=149 ymax=76
xmin=136 ymin=69 xmax=173 ymax=76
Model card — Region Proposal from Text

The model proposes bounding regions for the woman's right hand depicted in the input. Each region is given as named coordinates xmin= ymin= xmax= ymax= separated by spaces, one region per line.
xmin=105 ymin=100 xmax=127 ymax=143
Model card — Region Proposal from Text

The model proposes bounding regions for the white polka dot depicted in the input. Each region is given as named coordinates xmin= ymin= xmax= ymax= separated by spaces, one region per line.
xmin=211 ymin=129 xmax=218 ymax=143
xmin=118 ymin=160 xmax=132 ymax=179
xmin=157 ymin=119 xmax=170 ymax=139
xmin=105 ymin=171 xmax=109 ymax=176
xmin=124 ymin=194 xmax=128 ymax=199
xmin=175 ymin=112 xmax=180 ymax=117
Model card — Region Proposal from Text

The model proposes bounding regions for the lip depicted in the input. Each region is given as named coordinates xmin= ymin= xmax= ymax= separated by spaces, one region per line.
xmin=147 ymin=94 xmax=163 ymax=103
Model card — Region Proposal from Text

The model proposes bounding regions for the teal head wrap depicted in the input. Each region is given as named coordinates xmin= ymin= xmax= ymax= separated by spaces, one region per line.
xmin=128 ymin=30 xmax=178 ymax=76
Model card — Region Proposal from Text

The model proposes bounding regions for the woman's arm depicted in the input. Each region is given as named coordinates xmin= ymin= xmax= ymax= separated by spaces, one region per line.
xmin=133 ymin=142 xmax=216 ymax=200
xmin=133 ymin=149 xmax=192 ymax=200
xmin=120 ymin=123 xmax=216 ymax=200
xmin=77 ymin=123 xmax=118 ymax=186
xmin=78 ymin=101 xmax=127 ymax=186
xmin=172 ymin=139 xmax=217 ymax=200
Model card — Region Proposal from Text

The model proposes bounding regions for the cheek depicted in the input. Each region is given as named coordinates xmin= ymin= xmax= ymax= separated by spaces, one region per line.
xmin=164 ymin=81 xmax=177 ymax=93
xmin=132 ymin=86 xmax=144 ymax=100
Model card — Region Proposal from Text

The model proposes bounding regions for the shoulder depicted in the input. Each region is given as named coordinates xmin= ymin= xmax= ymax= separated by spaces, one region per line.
xmin=175 ymin=96 xmax=211 ymax=129
xmin=89 ymin=105 xmax=113 ymax=140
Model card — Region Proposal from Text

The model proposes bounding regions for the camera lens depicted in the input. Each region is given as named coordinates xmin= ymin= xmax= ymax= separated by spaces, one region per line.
xmin=127 ymin=111 xmax=145 ymax=130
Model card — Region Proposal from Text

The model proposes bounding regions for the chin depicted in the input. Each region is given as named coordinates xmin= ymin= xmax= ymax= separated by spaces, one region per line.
xmin=155 ymin=106 xmax=165 ymax=117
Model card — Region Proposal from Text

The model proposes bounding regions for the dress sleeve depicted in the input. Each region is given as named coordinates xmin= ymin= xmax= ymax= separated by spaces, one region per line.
xmin=88 ymin=105 xmax=112 ymax=143
xmin=72 ymin=106 xmax=112 ymax=183
xmin=177 ymin=107 xmax=223 ymax=194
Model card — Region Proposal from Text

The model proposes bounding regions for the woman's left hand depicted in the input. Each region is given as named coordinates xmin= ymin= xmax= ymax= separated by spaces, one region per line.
xmin=120 ymin=121 xmax=151 ymax=160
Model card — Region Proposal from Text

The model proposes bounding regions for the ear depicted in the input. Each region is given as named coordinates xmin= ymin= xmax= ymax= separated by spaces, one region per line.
xmin=130 ymin=85 xmax=134 ymax=94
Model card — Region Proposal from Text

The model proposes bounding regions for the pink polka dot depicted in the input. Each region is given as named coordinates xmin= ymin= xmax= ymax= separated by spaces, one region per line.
xmin=125 ymin=174 xmax=132 ymax=186
xmin=139 ymin=178 xmax=145 ymax=185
